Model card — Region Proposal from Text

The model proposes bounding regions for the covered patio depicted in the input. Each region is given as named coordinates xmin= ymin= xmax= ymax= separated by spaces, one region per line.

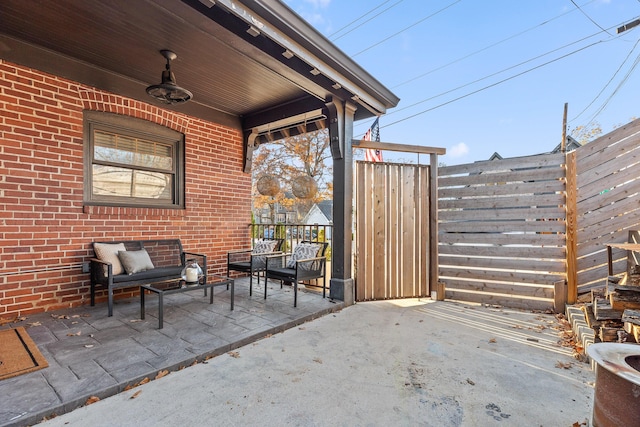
xmin=0 ymin=0 xmax=398 ymax=317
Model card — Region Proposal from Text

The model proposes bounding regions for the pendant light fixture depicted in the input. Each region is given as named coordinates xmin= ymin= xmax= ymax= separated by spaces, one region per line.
xmin=146 ymin=50 xmax=193 ymax=104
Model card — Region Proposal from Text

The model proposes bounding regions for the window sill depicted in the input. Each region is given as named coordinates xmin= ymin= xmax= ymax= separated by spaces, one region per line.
xmin=83 ymin=205 xmax=186 ymax=217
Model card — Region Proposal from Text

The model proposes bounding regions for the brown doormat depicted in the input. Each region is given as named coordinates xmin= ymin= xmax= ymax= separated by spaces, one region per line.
xmin=0 ymin=327 xmax=48 ymax=381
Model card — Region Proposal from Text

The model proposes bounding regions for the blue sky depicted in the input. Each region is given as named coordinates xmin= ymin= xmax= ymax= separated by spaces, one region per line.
xmin=282 ymin=0 xmax=640 ymax=164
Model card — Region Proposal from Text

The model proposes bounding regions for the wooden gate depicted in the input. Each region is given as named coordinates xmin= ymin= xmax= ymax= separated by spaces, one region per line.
xmin=355 ymin=162 xmax=431 ymax=301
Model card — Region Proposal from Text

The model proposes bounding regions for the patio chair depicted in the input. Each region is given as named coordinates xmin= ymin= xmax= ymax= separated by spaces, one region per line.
xmin=264 ymin=241 xmax=329 ymax=307
xmin=227 ymin=238 xmax=284 ymax=296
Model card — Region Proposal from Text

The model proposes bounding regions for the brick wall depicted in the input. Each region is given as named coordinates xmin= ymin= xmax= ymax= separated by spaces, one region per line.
xmin=0 ymin=60 xmax=252 ymax=319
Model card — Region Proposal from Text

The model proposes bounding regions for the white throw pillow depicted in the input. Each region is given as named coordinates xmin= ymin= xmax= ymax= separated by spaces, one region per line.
xmin=93 ymin=242 xmax=126 ymax=276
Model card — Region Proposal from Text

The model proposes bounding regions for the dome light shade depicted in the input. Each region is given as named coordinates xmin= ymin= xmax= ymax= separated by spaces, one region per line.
xmin=292 ymin=175 xmax=317 ymax=199
xmin=146 ymin=50 xmax=193 ymax=104
xmin=256 ymin=175 xmax=280 ymax=196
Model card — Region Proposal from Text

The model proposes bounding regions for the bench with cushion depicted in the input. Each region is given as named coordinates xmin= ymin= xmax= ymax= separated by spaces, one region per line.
xmin=90 ymin=239 xmax=207 ymax=316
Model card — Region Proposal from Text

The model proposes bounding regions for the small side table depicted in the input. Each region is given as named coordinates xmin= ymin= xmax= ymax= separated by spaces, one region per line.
xmin=606 ymin=243 xmax=640 ymax=275
xmin=140 ymin=275 xmax=234 ymax=329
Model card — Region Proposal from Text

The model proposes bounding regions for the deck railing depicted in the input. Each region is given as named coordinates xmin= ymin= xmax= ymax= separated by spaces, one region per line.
xmin=250 ymin=223 xmax=332 ymax=259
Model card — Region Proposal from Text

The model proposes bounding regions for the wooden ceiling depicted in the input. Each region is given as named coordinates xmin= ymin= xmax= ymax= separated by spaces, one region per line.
xmin=0 ymin=0 xmax=399 ymax=136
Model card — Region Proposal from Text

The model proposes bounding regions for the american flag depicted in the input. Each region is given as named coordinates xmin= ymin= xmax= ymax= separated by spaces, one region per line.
xmin=363 ymin=118 xmax=382 ymax=162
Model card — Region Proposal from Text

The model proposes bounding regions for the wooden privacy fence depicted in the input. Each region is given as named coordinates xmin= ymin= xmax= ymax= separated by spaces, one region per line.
xmin=355 ymin=162 xmax=431 ymax=300
xmin=572 ymin=118 xmax=640 ymax=293
xmin=438 ymin=153 xmax=567 ymax=311
xmin=350 ymin=119 xmax=640 ymax=310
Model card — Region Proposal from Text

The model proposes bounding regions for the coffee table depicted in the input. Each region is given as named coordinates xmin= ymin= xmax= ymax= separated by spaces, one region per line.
xmin=140 ymin=275 xmax=234 ymax=329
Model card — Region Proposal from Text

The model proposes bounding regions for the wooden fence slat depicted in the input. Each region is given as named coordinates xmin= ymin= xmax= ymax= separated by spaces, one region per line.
xmin=443 ymin=289 xmax=553 ymax=311
xmin=441 ymin=279 xmax=554 ymax=298
xmin=439 ymin=255 xmax=565 ymax=272
xmin=439 ymin=267 xmax=564 ymax=286
xmin=440 ymin=152 xmax=564 ymax=176
xmin=439 ymin=167 xmax=564 ymax=187
xmin=440 ymin=232 xmax=565 ymax=246
xmin=438 ymin=179 xmax=565 ymax=199
xmin=439 ymin=244 xmax=565 ymax=259
xmin=442 ymin=206 xmax=565 ymax=222
xmin=439 ymin=193 xmax=565 ymax=210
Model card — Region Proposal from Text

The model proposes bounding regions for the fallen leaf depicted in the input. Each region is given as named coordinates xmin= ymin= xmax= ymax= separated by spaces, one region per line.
xmin=124 ymin=384 xmax=133 ymax=391
xmin=298 ymin=327 xmax=306 ymax=330
xmin=228 ymin=351 xmax=240 ymax=358
xmin=28 ymin=322 xmax=42 ymax=327
xmin=555 ymin=361 xmax=572 ymax=369
xmin=489 ymin=338 xmax=497 ymax=343
xmin=313 ymin=358 xmax=323 ymax=364
xmin=66 ymin=331 xmax=81 ymax=337
xmin=130 ymin=390 xmax=142 ymax=399
xmin=85 ymin=396 xmax=100 ymax=405
xmin=52 ymin=314 xmax=69 ymax=319
xmin=137 ymin=377 xmax=150 ymax=386
xmin=155 ymin=370 xmax=169 ymax=379
xmin=466 ymin=378 xmax=475 ymax=385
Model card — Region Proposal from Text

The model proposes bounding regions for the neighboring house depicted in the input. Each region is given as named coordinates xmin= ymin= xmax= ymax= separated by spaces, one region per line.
xmin=551 ymin=135 xmax=582 ymax=153
xmin=304 ymin=200 xmax=333 ymax=225
xmin=0 ymin=0 xmax=399 ymax=318
xmin=255 ymin=202 xmax=297 ymax=224
xmin=303 ymin=200 xmax=333 ymax=239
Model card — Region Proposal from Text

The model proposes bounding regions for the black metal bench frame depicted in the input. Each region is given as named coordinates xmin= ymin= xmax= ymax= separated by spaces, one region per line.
xmin=90 ymin=239 xmax=207 ymax=316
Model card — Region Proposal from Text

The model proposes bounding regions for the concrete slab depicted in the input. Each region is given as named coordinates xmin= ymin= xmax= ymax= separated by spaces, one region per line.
xmin=0 ymin=278 xmax=339 ymax=427
xmin=39 ymin=299 xmax=595 ymax=427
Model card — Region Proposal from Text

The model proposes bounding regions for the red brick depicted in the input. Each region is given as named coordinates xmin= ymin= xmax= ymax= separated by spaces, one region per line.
xmin=0 ymin=61 xmax=251 ymax=319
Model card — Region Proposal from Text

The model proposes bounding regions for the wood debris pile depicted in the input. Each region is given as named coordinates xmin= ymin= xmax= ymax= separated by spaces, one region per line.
xmin=582 ymin=273 xmax=640 ymax=344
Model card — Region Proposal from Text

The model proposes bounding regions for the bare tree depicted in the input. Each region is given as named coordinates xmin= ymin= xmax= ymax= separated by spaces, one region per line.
xmin=252 ymin=129 xmax=332 ymax=223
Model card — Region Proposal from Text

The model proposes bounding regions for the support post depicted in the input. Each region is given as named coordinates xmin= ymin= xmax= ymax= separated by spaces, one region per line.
xmin=326 ymin=97 xmax=356 ymax=305
xmin=566 ymin=150 xmax=578 ymax=304
xmin=429 ymin=153 xmax=439 ymax=295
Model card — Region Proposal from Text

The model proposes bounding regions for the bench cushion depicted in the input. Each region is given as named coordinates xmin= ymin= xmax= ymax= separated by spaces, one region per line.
xmin=111 ymin=266 xmax=183 ymax=284
xmin=118 ymin=249 xmax=155 ymax=275
xmin=93 ymin=242 xmax=127 ymax=276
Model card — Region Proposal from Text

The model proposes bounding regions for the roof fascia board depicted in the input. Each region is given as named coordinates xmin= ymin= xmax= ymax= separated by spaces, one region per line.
xmin=214 ymin=0 xmax=399 ymax=114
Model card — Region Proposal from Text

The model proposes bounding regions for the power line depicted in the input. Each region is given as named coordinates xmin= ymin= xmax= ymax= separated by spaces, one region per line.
xmin=570 ymin=38 xmax=640 ymax=123
xmin=582 ymin=51 xmax=640 ymax=129
xmin=386 ymin=29 xmax=609 ymax=119
xmin=355 ymin=13 xmax=640 ymax=133
xmin=570 ymin=0 xmax=612 ymax=35
xmin=351 ymin=0 xmax=462 ymax=58
xmin=379 ymin=41 xmax=603 ymax=130
xmin=392 ymin=0 xmax=598 ymax=89
xmin=329 ymin=0 xmax=402 ymax=42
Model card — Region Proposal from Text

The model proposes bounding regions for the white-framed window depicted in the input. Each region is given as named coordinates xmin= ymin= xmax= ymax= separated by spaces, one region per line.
xmin=83 ymin=111 xmax=185 ymax=208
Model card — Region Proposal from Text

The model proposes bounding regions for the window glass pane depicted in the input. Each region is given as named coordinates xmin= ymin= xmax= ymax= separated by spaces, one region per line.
xmin=92 ymin=165 xmax=133 ymax=197
xmin=93 ymin=165 xmax=172 ymax=200
xmin=93 ymin=131 xmax=173 ymax=171
xmin=132 ymin=170 xmax=173 ymax=199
